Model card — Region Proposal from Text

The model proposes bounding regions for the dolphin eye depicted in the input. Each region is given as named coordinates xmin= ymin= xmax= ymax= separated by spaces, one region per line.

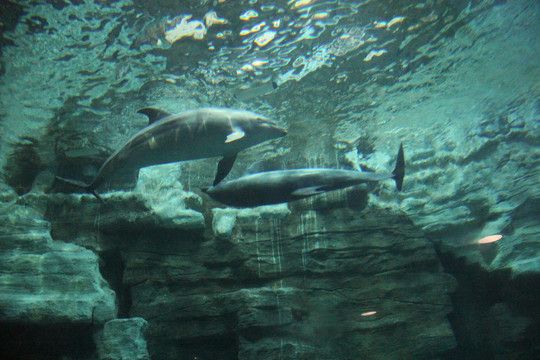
xmin=256 ymin=116 xmax=271 ymax=123
xmin=259 ymin=119 xmax=274 ymax=126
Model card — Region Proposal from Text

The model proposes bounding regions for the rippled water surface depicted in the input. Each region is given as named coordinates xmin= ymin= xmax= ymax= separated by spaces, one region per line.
xmin=0 ymin=1 xmax=500 ymax=140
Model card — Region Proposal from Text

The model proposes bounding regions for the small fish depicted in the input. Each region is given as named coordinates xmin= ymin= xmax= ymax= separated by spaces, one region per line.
xmin=361 ymin=311 xmax=377 ymax=317
xmin=477 ymin=234 xmax=503 ymax=244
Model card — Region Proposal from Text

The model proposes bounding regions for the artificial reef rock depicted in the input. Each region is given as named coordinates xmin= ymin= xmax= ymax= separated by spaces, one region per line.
xmin=0 ymin=194 xmax=116 ymax=359
xmin=34 ymin=186 xmax=458 ymax=360
xmin=96 ymin=317 xmax=150 ymax=360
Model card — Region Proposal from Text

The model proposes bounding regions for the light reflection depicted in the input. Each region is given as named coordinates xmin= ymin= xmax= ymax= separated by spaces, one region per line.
xmin=240 ymin=10 xmax=259 ymax=21
xmin=387 ymin=16 xmax=406 ymax=28
xmin=252 ymin=59 xmax=269 ymax=67
xmin=313 ymin=12 xmax=329 ymax=20
xmin=152 ymin=0 xmax=472 ymax=89
xmin=164 ymin=15 xmax=207 ymax=44
xmin=204 ymin=11 xmax=228 ymax=28
xmin=254 ymin=30 xmax=277 ymax=47
xmin=364 ymin=49 xmax=387 ymax=62
xmin=292 ymin=0 xmax=314 ymax=10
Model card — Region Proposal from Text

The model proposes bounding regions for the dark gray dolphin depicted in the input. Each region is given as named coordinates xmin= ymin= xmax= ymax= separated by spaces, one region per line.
xmin=56 ymin=107 xmax=287 ymax=200
xmin=202 ymin=144 xmax=404 ymax=208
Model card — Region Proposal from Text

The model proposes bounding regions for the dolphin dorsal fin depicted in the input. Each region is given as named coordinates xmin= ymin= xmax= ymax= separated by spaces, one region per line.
xmin=137 ymin=107 xmax=172 ymax=124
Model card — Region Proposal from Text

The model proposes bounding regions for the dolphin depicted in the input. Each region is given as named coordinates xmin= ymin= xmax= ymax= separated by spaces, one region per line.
xmin=56 ymin=107 xmax=287 ymax=200
xmin=202 ymin=144 xmax=404 ymax=208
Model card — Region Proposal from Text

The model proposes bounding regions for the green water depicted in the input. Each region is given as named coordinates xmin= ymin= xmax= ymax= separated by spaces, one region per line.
xmin=0 ymin=1 xmax=539 ymax=359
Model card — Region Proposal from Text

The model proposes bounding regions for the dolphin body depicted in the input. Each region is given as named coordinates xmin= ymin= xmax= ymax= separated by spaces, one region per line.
xmin=57 ymin=107 xmax=287 ymax=200
xmin=203 ymin=144 xmax=405 ymax=208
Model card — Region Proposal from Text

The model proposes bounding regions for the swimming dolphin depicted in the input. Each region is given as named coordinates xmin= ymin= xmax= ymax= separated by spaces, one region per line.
xmin=56 ymin=107 xmax=287 ymax=200
xmin=202 ymin=144 xmax=404 ymax=208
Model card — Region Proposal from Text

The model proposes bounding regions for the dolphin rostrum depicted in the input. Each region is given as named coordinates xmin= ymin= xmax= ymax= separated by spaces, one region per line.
xmin=56 ymin=107 xmax=287 ymax=200
xmin=202 ymin=144 xmax=404 ymax=208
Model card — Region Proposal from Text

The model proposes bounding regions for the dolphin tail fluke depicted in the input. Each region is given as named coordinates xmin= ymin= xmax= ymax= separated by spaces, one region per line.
xmin=392 ymin=143 xmax=405 ymax=191
xmin=55 ymin=176 xmax=103 ymax=202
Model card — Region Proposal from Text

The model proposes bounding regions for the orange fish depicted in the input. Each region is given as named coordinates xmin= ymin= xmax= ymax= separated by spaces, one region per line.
xmin=361 ymin=311 xmax=377 ymax=317
xmin=477 ymin=234 xmax=503 ymax=244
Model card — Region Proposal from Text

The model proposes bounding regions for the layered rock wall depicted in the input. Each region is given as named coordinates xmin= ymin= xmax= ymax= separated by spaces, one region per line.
xmin=43 ymin=190 xmax=457 ymax=359
xmin=0 ymin=194 xmax=116 ymax=359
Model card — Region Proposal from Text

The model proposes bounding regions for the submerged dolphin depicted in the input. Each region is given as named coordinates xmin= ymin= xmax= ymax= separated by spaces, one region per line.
xmin=56 ymin=107 xmax=287 ymax=200
xmin=202 ymin=144 xmax=405 ymax=208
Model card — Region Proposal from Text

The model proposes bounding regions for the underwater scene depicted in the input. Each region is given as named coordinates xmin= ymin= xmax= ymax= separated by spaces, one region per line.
xmin=0 ymin=0 xmax=539 ymax=359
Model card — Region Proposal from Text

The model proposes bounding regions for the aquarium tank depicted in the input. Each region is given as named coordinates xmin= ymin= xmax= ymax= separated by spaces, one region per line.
xmin=0 ymin=0 xmax=539 ymax=359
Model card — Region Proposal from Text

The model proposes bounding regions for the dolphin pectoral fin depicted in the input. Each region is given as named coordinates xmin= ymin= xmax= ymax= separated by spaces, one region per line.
xmin=392 ymin=143 xmax=405 ymax=191
xmin=55 ymin=176 xmax=90 ymax=189
xmin=214 ymin=153 xmax=237 ymax=186
xmin=89 ymin=189 xmax=104 ymax=203
xmin=55 ymin=176 xmax=103 ymax=202
xmin=291 ymin=186 xmax=325 ymax=197
xmin=137 ymin=107 xmax=172 ymax=124
xmin=225 ymin=128 xmax=245 ymax=143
